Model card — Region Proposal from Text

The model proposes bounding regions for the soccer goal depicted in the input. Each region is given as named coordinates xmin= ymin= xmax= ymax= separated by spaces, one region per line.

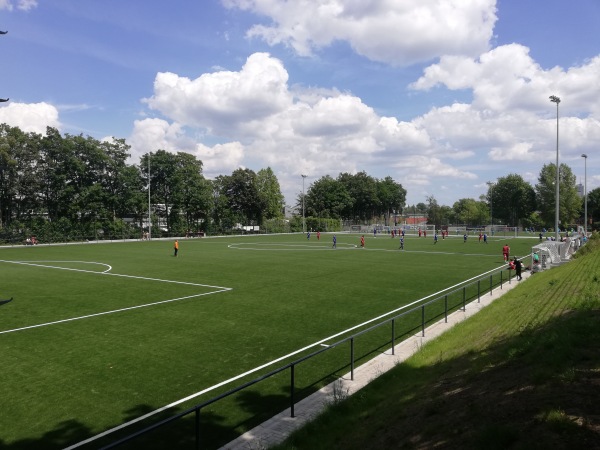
xmin=531 ymin=241 xmax=563 ymax=271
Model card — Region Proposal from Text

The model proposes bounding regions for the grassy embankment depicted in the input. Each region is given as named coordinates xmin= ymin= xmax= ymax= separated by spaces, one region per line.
xmin=275 ymin=234 xmax=600 ymax=450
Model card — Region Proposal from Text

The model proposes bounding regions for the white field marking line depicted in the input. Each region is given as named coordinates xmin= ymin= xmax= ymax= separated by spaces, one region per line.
xmin=66 ymin=264 xmax=505 ymax=450
xmin=3 ymin=260 xmax=114 ymax=273
xmin=0 ymin=260 xmax=232 ymax=335
xmin=227 ymin=242 xmax=356 ymax=250
xmin=0 ymin=259 xmax=230 ymax=289
xmin=227 ymin=244 xmax=500 ymax=258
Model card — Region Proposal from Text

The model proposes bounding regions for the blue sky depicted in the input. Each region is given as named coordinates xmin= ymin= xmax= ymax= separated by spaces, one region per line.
xmin=1 ymin=0 xmax=599 ymax=208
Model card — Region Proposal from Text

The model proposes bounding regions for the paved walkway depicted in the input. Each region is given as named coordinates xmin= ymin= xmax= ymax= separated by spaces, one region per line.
xmin=220 ymin=271 xmax=530 ymax=450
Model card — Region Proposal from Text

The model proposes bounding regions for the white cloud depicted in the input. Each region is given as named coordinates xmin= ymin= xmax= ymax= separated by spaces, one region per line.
xmin=128 ymin=118 xmax=193 ymax=160
xmin=0 ymin=0 xmax=37 ymax=11
xmin=194 ymin=141 xmax=246 ymax=177
xmin=411 ymin=44 xmax=600 ymax=117
xmin=223 ymin=0 xmax=497 ymax=66
xmin=0 ymin=102 xmax=60 ymax=134
xmin=130 ymin=34 xmax=600 ymax=204
xmin=144 ymin=53 xmax=292 ymax=136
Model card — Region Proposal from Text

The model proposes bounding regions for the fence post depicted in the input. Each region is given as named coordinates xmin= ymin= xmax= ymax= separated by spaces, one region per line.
xmin=500 ymin=270 xmax=503 ymax=289
xmin=462 ymin=287 xmax=466 ymax=311
xmin=421 ymin=305 xmax=425 ymax=336
xmin=444 ymin=295 xmax=448 ymax=323
xmin=290 ymin=364 xmax=295 ymax=418
xmin=195 ymin=408 xmax=201 ymax=450
xmin=350 ymin=338 xmax=355 ymax=381
xmin=490 ymin=274 xmax=493 ymax=295
xmin=391 ymin=319 xmax=395 ymax=355
xmin=477 ymin=280 xmax=481 ymax=303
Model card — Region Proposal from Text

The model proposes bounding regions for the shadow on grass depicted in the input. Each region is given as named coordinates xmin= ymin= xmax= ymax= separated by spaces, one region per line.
xmin=272 ymin=308 xmax=600 ymax=450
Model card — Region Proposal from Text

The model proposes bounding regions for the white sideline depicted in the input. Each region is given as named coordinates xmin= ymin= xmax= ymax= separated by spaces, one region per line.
xmin=65 ymin=264 xmax=510 ymax=449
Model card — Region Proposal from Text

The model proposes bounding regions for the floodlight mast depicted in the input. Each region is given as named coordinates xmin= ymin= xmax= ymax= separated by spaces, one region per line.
xmin=550 ymin=95 xmax=560 ymax=241
xmin=1 ymin=29 xmax=7 ymax=102
xmin=582 ymin=153 xmax=588 ymax=236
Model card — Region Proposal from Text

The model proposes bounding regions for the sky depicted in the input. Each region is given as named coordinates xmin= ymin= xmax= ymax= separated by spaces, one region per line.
xmin=1 ymin=0 xmax=599 ymax=208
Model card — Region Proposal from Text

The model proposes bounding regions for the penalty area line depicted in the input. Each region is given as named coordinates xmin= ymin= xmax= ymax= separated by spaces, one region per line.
xmin=0 ymin=289 xmax=231 ymax=335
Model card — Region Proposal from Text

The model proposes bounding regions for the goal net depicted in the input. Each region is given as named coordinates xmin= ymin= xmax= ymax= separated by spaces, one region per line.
xmin=531 ymin=241 xmax=563 ymax=271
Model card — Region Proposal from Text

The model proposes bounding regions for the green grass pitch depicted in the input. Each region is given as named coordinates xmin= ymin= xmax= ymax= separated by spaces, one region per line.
xmin=0 ymin=233 xmax=538 ymax=449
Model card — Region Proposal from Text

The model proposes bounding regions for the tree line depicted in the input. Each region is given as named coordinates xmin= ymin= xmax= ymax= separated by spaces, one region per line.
xmin=425 ymin=168 xmax=595 ymax=231
xmin=0 ymin=124 xmax=595 ymax=243
xmin=0 ymin=124 xmax=288 ymax=242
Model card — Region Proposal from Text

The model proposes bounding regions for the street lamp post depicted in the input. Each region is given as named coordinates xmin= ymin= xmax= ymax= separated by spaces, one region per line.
xmin=582 ymin=154 xmax=588 ymax=236
xmin=550 ymin=95 xmax=561 ymax=241
xmin=301 ymin=174 xmax=307 ymax=233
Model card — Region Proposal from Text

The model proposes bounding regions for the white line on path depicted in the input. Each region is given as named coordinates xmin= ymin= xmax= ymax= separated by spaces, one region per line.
xmin=65 ymin=264 xmax=507 ymax=449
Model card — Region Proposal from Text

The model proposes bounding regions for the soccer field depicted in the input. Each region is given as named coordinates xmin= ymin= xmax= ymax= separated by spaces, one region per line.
xmin=0 ymin=233 xmax=537 ymax=449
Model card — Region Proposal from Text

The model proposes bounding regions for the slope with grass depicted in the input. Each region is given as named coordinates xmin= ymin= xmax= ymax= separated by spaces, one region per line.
xmin=273 ymin=234 xmax=600 ymax=450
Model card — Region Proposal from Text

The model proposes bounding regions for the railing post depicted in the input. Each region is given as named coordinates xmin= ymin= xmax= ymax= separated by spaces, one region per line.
xmin=421 ymin=305 xmax=425 ymax=336
xmin=500 ymin=270 xmax=503 ymax=289
xmin=490 ymin=274 xmax=493 ymax=295
xmin=477 ymin=280 xmax=481 ymax=303
xmin=462 ymin=287 xmax=466 ymax=310
xmin=195 ymin=407 xmax=201 ymax=450
xmin=290 ymin=364 xmax=295 ymax=417
xmin=350 ymin=338 xmax=355 ymax=381
xmin=391 ymin=319 xmax=395 ymax=355
xmin=444 ymin=295 xmax=448 ymax=323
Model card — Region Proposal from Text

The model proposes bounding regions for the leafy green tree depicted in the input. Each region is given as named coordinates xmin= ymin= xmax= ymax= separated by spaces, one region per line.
xmin=0 ymin=124 xmax=42 ymax=227
xmin=337 ymin=171 xmax=380 ymax=221
xmin=586 ymin=187 xmax=600 ymax=230
xmin=452 ymin=198 xmax=481 ymax=227
xmin=490 ymin=174 xmax=536 ymax=227
xmin=173 ymin=152 xmax=211 ymax=232
xmin=221 ymin=168 xmax=265 ymax=225
xmin=426 ymin=196 xmax=442 ymax=228
xmin=377 ymin=176 xmax=406 ymax=225
xmin=305 ymin=175 xmax=352 ymax=220
xmin=256 ymin=167 xmax=284 ymax=220
xmin=535 ymin=163 xmax=580 ymax=229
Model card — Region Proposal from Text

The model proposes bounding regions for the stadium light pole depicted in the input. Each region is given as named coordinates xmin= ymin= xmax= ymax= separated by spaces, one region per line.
xmin=582 ymin=153 xmax=588 ymax=236
xmin=148 ymin=154 xmax=152 ymax=240
xmin=550 ymin=95 xmax=560 ymax=241
xmin=301 ymin=174 xmax=307 ymax=233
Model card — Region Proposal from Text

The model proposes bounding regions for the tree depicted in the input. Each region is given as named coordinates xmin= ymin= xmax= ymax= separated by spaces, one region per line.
xmin=586 ymin=187 xmax=600 ymax=230
xmin=256 ymin=167 xmax=284 ymax=220
xmin=0 ymin=124 xmax=42 ymax=227
xmin=305 ymin=175 xmax=352 ymax=220
xmin=452 ymin=198 xmax=480 ymax=227
xmin=535 ymin=163 xmax=580 ymax=229
xmin=173 ymin=152 xmax=211 ymax=232
xmin=221 ymin=168 xmax=265 ymax=225
xmin=489 ymin=174 xmax=536 ymax=227
xmin=376 ymin=176 xmax=406 ymax=225
xmin=337 ymin=171 xmax=380 ymax=221
xmin=426 ymin=196 xmax=442 ymax=228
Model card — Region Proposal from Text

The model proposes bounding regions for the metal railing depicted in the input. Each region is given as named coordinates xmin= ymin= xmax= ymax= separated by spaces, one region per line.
xmin=99 ymin=264 xmax=517 ymax=450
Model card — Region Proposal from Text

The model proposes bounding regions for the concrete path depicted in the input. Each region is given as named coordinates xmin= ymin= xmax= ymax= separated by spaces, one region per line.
xmin=221 ymin=271 xmax=529 ymax=450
